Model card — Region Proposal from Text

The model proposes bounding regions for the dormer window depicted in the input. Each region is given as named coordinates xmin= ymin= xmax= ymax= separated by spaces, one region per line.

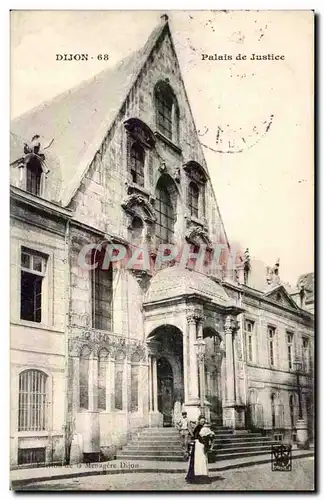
xmin=188 ymin=181 xmax=199 ymax=218
xmin=130 ymin=143 xmax=145 ymax=187
xmin=26 ymin=156 xmax=42 ymax=196
xmin=154 ymin=81 xmax=179 ymax=143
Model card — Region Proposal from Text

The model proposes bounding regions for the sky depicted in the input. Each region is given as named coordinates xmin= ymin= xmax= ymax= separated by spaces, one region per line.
xmin=10 ymin=10 xmax=314 ymax=286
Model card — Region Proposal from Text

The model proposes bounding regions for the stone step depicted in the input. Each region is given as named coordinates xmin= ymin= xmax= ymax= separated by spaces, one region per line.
xmin=214 ymin=448 xmax=273 ymax=461
xmin=213 ymin=435 xmax=270 ymax=443
xmin=125 ymin=443 xmax=184 ymax=450
xmin=118 ymin=449 xmax=184 ymax=457
xmin=216 ymin=445 xmax=273 ymax=456
xmin=214 ymin=440 xmax=277 ymax=450
xmin=131 ymin=438 xmax=182 ymax=445
xmin=116 ymin=454 xmax=185 ymax=461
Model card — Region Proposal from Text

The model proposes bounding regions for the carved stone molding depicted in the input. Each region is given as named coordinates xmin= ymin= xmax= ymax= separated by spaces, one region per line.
xmin=185 ymin=224 xmax=212 ymax=247
xmin=68 ymin=329 xmax=146 ymax=361
xmin=183 ymin=161 xmax=208 ymax=184
xmin=121 ymin=194 xmax=156 ymax=224
xmin=224 ymin=315 xmax=239 ymax=335
xmin=124 ymin=118 xmax=156 ymax=149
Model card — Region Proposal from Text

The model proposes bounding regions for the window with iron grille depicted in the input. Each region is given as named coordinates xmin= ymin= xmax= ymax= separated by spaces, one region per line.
xmin=18 ymin=370 xmax=47 ymax=431
xmin=268 ymin=326 xmax=276 ymax=367
xmin=18 ymin=447 xmax=46 ymax=466
xmin=286 ymin=332 xmax=294 ymax=370
xmin=20 ymin=248 xmax=47 ymax=323
xmin=244 ymin=320 xmax=254 ymax=362
xmin=155 ymin=181 xmax=175 ymax=244
xmin=188 ymin=181 xmax=199 ymax=218
xmin=26 ymin=157 xmax=43 ymax=196
xmin=130 ymin=143 xmax=145 ymax=187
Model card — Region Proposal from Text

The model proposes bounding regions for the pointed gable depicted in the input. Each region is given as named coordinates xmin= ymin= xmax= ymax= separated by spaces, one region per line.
xmin=10 ymin=19 xmax=168 ymax=206
xmin=264 ymin=285 xmax=299 ymax=311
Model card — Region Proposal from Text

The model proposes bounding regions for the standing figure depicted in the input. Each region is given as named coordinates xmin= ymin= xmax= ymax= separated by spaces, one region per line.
xmin=185 ymin=416 xmax=215 ymax=484
xmin=176 ymin=411 xmax=193 ymax=460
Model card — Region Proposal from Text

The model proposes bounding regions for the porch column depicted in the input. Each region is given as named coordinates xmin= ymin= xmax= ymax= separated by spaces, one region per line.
xmin=152 ymin=356 xmax=158 ymax=411
xmin=188 ymin=315 xmax=199 ymax=400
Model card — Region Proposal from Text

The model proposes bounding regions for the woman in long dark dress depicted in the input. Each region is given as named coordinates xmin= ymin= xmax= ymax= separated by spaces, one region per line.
xmin=185 ymin=416 xmax=214 ymax=484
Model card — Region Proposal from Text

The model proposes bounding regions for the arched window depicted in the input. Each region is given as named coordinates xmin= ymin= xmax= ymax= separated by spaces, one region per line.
xmin=79 ymin=346 xmax=91 ymax=410
xmin=18 ymin=370 xmax=47 ymax=431
xmin=155 ymin=177 xmax=175 ymax=244
xmin=130 ymin=143 xmax=145 ymax=187
xmin=26 ymin=157 xmax=43 ymax=196
xmin=188 ymin=182 xmax=199 ymax=218
xmin=131 ymin=216 xmax=144 ymax=242
xmin=98 ymin=349 xmax=109 ymax=411
xmin=154 ymin=82 xmax=178 ymax=142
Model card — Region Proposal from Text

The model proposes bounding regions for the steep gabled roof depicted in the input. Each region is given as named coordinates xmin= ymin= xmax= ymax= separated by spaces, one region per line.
xmin=10 ymin=18 xmax=168 ymax=206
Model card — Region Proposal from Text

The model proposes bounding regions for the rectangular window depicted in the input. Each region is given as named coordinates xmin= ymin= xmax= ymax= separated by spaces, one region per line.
xmin=18 ymin=448 xmax=46 ymax=466
xmin=302 ymin=337 xmax=310 ymax=373
xmin=92 ymin=265 xmax=113 ymax=331
xmin=20 ymin=248 xmax=47 ymax=323
xmin=244 ymin=320 xmax=254 ymax=362
xmin=286 ymin=332 xmax=294 ymax=370
xmin=268 ymin=326 xmax=276 ymax=367
xmin=130 ymin=365 xmax=139 ymax=412
xmin=18 ymin=370 xmax=47 ymax=431
xmin=115 ymin=363 xmax=123 ymax=410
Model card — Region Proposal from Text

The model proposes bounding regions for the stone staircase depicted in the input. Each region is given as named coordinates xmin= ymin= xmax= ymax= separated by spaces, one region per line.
xmin=116 ymin=426 xmax=278 ymax=463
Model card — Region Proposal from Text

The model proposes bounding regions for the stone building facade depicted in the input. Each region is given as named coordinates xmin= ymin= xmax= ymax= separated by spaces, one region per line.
xmin=10 ymin=15 xmax=314 ymax=466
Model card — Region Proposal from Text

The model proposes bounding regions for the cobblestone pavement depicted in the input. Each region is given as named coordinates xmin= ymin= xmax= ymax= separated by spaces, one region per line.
xmin=20 ymin=457 xmax=314 ymax=491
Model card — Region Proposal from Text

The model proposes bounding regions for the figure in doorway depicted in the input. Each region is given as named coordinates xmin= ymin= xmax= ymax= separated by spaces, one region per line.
xmin=176 ymin=411 xmax=193 ymax=460
xmin=185 ymin=416 xmax=215 ymax=484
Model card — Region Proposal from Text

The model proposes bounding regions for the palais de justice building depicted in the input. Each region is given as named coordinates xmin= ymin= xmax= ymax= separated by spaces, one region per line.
xmin=10 ymin=15 xmax=314 ymax=467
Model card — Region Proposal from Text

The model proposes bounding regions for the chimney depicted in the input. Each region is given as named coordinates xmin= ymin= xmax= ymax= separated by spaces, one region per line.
xmin=160 ymin=14 xmax=169 ymax=23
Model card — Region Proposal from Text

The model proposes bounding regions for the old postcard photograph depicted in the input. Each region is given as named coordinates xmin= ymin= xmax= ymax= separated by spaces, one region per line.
xmin=9 ymin=9 xmax=314 ymax=491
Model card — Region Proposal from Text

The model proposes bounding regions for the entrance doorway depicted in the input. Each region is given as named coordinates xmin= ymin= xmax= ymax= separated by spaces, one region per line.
xmin=157 ymin=358 xmax=174 ymax=427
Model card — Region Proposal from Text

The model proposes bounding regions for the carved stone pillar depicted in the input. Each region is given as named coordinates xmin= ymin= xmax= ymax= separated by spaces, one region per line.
xmin=88 ymin=354 xmax=98 ymax=412
xmin=222 ymin=315 xmax=245 ymax=429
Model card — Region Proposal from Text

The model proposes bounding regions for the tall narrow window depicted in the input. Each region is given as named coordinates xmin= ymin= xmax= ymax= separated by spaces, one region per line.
xmin=26 ymin=158 xmax=42 ymax=196
xmin=286 ymin=332 xmax=294 ymax=370
xmin=79 ymin=346 xmax=90 ymax=410
xmin=20 ymin=248 xmax=47 ymax=323
xmin=302 ymin=337 xmax=310 ymax=373
xmin=289 ymin=394 xmax=295 ymax=427
xmin=271 ymin=393 xmax=276 ymax=428
xmin=154 ymin=82 xmax=178 ymax=142
xmin=268 ymin=326 xmax=276 ymax=367
xmin=130 ymin=353 xmax=140 ymax=412
xmin=130 ymin=143 xmax=145 ymax=187
xmin=244 ymin=320 xmax=254 ymax=363
xmin=115 ymin=353 xmax=124 ymax=411
xmin=98 ymin=350 xmax=108 ymax=411
xmin=92 ymin=265 xmax=113 ymax=331
xmin=18 ymin=370 xmax=47 ymax=431
xmin=155 ymin=177 xmax=175 ymax=244
xmin=188 ymin=181 xmax=199 ymax=218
